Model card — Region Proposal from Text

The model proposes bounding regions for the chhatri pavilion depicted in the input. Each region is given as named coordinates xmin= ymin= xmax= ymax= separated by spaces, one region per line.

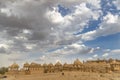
xmin=7 ymin=58 xmax=120 ymax=75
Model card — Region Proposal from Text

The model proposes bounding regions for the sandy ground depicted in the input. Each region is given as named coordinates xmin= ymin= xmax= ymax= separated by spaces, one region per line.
xmin=2 ymin=72 xmax=120 ymax=80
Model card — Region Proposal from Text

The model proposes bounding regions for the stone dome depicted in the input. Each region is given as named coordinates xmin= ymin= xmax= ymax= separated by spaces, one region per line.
xmin=108 ymin=58 xmax=117 ymax=64
xmin=30 ymin=62 xmax=38 ymax=67
xmin=24 ymin=62 xmax=29 ymax=67
xmin=31 ymin=62 xmax=37 ymax=65
xmin=38 ymin=64 xmax=41 ymax=67
xmin=48 ymin=63 xmax=53 ymax=67
xmin=63 ymin=63 xmax=68 ymax=67
xmin=74 ymin=59 xmax=82 ymax=65
xmin=11 ymin=63 xmax=19 ymax=68
xmin=43 ymin=63 xmax=47 ymax=67
xmin=55 ymin=61 xmax=62 ymax=66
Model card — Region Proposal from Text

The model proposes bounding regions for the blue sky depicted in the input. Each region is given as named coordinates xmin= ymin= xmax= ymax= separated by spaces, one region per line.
xmin=85 ymin=33 xmax=120 ymax=49
xmin=82 ymin=0 xmax=120 ymax=49
xmin=0 ymin=0 xmax=119 ymax=67
xmin=55 ymin=0 xmax=120 ymax=59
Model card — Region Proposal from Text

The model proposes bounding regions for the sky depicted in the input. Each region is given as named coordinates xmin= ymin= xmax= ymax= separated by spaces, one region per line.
xmin=0 ymin=0 xmax=120 ymax=67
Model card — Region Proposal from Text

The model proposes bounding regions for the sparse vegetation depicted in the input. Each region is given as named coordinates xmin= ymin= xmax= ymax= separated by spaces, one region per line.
xmin=0 ymin=67 xmax=8 ymax=75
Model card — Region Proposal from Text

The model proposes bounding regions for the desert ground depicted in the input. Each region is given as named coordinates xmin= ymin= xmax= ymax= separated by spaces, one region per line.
xmin=1 ymin=71 xmax=120 ymax=80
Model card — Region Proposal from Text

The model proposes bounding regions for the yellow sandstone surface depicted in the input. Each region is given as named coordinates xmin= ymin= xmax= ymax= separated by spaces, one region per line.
xmin=5 ymin=72 xmax=120 ymax=80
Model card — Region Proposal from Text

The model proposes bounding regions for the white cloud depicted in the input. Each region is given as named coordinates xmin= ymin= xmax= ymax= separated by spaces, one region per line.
xmin=104 ymin=49 xmax=111 ymax=52
xmin=93 ymin=54 xmax=98 ymax=58
xmin=113 ymin=0 xmax=120 ymax=10
xmin=96 ymin=47 xmax=100 ymax=50
xmin=46 ymin=7 xmax=73 ymax=26
xmin=24 ymin=44 xmax=36 ymax=50
xmin=0 ymin=52 xmax=25 ymax=67
xmin=111 ymin=49 xmax=120 ymax=54
xmin=86 ymin=0 xmax=101 ymax=8
xmin=49 ymin=43 xmax=100 ymax=57
xmin=0 ymin=8 xmax=12 ymax=17
xmin=74 ymin=3 xmax=90 ymax=15
xmin=81 ymin=13 xmax=120 ymax=41
xmin=44 ymin=1 xmax=102 ymax=49
xmin=88 ymin=49 xmax=120 ymax=60
xmin=102 ymin=53 xmax=109 ymax=57
xmin=46 ymin=7 xmax=64 ymax=24
xmin=39 ymin=55 xmax=46 ymax=61
xmin=22 ymin=29 xmax=31 ymax=34
xmin=0 ymin=44 xmax=9 ymax=49
xmin=0 ymin=54 xmax=11 ymax=67
xmin=70 ymin=43 xmax=85 ymax=49
xmin=81 ymin=30 xmax=97 ymax=40
xmin=46 ymin=2 xmax=101 ymax=28
xmin=101 ymin=49 xmax=120 ymax=59
xmin=103 ymin=13 xmax=118 ymax=23
xmin=89 ymin=48 xmax=95 ymax=53
xmin=87 ymin=57 xmax=93 ymax=60
xmin=14 ymin=36 xmax=27 ymax=40
xmin=0 ymin=0 xmax=114 ymax=67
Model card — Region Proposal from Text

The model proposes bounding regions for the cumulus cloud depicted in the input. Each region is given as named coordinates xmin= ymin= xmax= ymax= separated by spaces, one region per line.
xmin=0 ymin=52 xmax=27 ymax=67
xmin=48 ymin=43 xmax=100 ymax=58
xmin=113 ymin=0 xmax=120 ymax=10
xmin=0 ymin=0 xmax=119 ymax=67
xmin=81 ymin=13 xmax=120 ymax=41
xmin=102 ymin=53 xmax=109 ymax=57
xmin=93 ymin=54 xmax=98 ymax=58
xmin=0 ymin=0 xmax=102 ymax=55
xmin=111 ymin=49 xmax=120 ymax=54
xmin=101 ymin=49 xmax=120 ymax=59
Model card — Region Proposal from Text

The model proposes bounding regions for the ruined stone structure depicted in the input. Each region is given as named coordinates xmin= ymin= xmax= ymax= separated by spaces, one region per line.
xmin=7 ymin=58 xmax=120 ymax=75
xmin=7 ymin=63 xmax=19 ymax=75
xmin=21 ymin=62 xmax=44 ymax=75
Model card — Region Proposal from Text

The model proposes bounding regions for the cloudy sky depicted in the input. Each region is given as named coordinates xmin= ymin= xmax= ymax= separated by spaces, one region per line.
xmin=0 ymin=0 xmax=120 ymax=67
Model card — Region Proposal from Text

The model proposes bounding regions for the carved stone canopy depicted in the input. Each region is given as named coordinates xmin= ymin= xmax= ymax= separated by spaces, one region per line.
xmin=74 ymin=59 xmax=82 ymax=65
xmin=10 ymin=63 xmax=19 ymax=68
